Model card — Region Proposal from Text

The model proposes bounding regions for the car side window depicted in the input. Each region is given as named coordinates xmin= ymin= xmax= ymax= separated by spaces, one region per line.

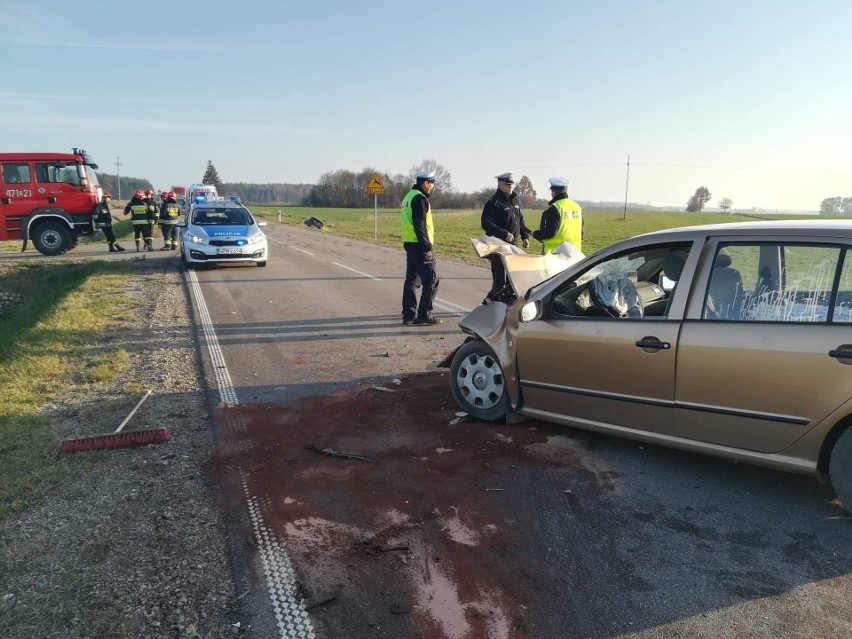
xmin=2 ymin=163 xmax=31 ymax=184
xmin=550 ymin=242 xmax=691 ymax=319
xmin=704 ymin=243 xmax=841 ymax=322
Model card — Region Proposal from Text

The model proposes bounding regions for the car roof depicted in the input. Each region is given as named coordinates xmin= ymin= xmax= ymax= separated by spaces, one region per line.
xmin=636 ymin=219 xmax=852 ymax=242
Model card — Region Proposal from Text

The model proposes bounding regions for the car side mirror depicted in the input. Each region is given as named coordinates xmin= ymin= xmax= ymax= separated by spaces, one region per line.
xmin=177 ymin=221 xmax=187 ymax=228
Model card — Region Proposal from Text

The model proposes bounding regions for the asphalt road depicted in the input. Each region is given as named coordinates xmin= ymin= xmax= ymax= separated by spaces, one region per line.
xmin=187 ymin=223 xmax=851 ymax=639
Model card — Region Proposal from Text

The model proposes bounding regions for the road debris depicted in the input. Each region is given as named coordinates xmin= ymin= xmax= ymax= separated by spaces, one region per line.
xmin=372 ymin=385 xmax=395 ymax=393
xmin=392 ymin=378 xmax=402 ymax=385
xmin=485 ymin=488 xmax=504 ymax=492
xmin=305 ymin=442 xmax=377 ymax=463
xmin=305 ymin=594 xmax=339 ymax=611
xmin=379 ymin=544 xmax=410 ymax=553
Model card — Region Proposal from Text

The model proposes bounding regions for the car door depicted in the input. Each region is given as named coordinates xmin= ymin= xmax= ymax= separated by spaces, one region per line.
xmin=514 ymin=241 xmax=695 ymax=436
xmin=675 ymin=239 xmax=852 ymax=453
xmin=34 ymin=161 xmax=87 ymax=209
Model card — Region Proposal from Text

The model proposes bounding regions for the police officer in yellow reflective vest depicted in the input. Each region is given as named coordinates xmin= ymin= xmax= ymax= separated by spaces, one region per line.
xmin=159 ymin=191 xmax=181 ymax=250
xmin=124 ymin=189 xmax=154 ymax=252
xmin=401 ymin=169 xmax=441 ymax=326
xmin=533 ymin=177 xmax=583 ymax=254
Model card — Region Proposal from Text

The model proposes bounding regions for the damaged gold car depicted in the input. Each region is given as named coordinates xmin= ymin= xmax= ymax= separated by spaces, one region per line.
xmin=445 ymin=222 xmax=852 ymax=512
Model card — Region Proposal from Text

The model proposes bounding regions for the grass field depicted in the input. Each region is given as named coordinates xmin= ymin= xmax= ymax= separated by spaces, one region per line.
xmin=249 ymin=206 xmax=783 ymax=263
xmin=0 ymin=261 xmax=138 ymax=518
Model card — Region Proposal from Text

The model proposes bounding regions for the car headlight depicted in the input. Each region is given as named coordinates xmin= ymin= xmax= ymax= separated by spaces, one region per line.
xmin=186 ymin=233 xmax=206 ymax=245
xmin=247 ymin=233 xmax=265 ymax=245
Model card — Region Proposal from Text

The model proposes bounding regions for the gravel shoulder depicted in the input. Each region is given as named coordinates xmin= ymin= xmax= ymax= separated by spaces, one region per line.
xmin=0 ymin=260 xmax=239 ymax=639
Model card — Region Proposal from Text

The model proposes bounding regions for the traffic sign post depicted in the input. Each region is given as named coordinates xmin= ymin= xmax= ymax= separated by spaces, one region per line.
xmin=367 ymin=174 xmax=384 ymax=240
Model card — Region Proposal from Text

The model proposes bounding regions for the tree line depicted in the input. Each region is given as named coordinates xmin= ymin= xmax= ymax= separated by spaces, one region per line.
xmin=820 ymin=197 xmax=852 ymax=216
xmin=97 ymin=172 xmax=153 ymax=200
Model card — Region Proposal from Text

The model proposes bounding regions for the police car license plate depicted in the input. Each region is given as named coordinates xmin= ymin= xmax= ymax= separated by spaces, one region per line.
xmin=217 ymin=248 xmax=242 ymax=255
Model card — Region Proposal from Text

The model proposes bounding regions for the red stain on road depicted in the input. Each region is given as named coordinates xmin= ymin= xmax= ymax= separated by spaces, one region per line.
xmin=212 ymin=372 xmax=614 ymax=638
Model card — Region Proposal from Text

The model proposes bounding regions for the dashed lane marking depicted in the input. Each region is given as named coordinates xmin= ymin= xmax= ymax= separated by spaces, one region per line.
xmin=288 ymin=245 xmax=314 ymax=255
xmin=185 ymin=269 xmax=315 ymax=639
xmin=331 ymin=261 xmax=383 ymax=281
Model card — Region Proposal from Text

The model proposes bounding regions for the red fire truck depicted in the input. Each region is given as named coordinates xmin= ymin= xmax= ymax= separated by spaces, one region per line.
xmin=0 ymin=148 xmax=102 ymax=255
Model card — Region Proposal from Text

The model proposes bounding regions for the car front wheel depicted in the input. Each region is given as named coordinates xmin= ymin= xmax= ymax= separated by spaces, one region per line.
xmin=450 ymin=340 xmax=507 ymax=421
xmin=830 ymin=427 xmax=852 ymax=513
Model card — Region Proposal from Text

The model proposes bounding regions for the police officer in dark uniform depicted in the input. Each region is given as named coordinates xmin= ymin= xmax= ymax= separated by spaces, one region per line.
xmin=94 ymin=192 xmax=125 ymax=252
xmin=401 ymin=169 xmax=441 ymax=326
xmin=481 ymin=172 xmax=531 ymax=301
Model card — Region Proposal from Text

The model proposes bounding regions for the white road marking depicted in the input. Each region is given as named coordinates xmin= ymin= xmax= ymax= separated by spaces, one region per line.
xmin=185 ymin=269 xmax=315 ymax=639
xmin=435 ymin=297 xmax=472 ymax=314
xmin=331 ymin=261 xmax=383 ymax=281
xmin=288 ymin=245 xmax=314 ymax=255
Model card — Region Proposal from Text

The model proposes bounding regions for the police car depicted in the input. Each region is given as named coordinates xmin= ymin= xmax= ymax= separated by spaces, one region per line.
xmin=179 ymin=196 xmax=268 ymax=268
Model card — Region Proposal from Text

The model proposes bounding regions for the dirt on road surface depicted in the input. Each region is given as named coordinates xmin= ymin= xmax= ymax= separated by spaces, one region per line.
xmin=213 ymin=374 xmax=852 ymax=639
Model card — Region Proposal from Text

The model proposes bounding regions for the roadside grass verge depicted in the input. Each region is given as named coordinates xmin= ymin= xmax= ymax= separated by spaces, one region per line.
xmin=0 ymin=261 xmax=139 ymax=519
xmin=250 ymin=206 xmax=772 ymax=262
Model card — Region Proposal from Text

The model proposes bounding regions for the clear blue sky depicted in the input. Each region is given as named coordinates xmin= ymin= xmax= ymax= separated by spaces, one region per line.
xmin=2 ymin=0 xmax=850 ymax=210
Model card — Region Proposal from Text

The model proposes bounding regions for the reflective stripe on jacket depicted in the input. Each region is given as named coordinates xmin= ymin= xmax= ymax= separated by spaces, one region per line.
xmin=542 ymin=198 xmax=582 ymax=253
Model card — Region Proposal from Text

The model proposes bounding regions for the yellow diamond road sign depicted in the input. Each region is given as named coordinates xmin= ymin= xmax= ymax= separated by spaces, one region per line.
xmin=367 ymin=173 xmax=384 ymax=195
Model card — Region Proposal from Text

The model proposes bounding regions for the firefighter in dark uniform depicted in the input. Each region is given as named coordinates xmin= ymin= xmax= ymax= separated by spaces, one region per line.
xmin=159 ymin=191 xmax=181 ymax=250
xmin=401 ymin=169 xmax=441 ymax=326
xmin=144 ymin=188 xmax=159 ymax=250
xmin=533 ymin=177 xmax=583 ymax=254
xmin=124 ymin=189 xmax=153 ymax=251
xmin=480 ymin=172 xmax=531 ymax=302
xmin=94 ymin=192 xmax=125 ymax=252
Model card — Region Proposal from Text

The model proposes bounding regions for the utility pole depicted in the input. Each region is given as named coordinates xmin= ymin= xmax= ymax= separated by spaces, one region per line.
xmin=622 ymin=154 xmax=631 ymax=221
xmin=114 ymin=156 xmax=123 ymax=200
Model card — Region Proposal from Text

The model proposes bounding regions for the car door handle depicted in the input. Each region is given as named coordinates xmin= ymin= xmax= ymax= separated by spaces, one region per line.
xmin=828 ymin=349 xmax=852 ymax=360
xmin=635 ymin=339 xmax=670 ymax=350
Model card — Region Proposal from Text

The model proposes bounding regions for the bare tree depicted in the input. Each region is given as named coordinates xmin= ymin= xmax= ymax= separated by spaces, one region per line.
xmin=718 ymin=197 xmax=733 ymax=213
xmin=686 ymin=186 xmax=712 ymax=212
xmin=515 ymin=175 xmax=537 ymax=208
xmin=409 ymin=159 xmax=455 ymax=194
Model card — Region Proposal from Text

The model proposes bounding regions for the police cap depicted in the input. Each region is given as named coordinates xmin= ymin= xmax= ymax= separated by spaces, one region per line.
xmin=415 ymin=169 xmax=437 ymax=182
xmin=495 ymin=172 xmax=515 ymax=185
xmin=548 ymin=177 xmax=569 ymax=190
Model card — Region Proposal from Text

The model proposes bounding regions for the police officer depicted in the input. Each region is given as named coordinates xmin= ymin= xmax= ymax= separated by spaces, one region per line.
xmin=481 ymin=172 xmax=531 ymax=301
xmin=401 ymin=169 xmax=441 ymax=326
xmin=124 ymin=189 xmax=153 ymax=251
xmin=94 ymin=192 xmax=125 ymax=252
xmin=533 ymin=177 xmax=583 ymax=254
xmin=159 ymin=191 xmax=181 ymax=250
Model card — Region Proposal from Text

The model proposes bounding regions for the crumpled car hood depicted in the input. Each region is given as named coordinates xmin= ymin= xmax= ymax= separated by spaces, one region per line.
xmin=472 ymin=235 xmax=585 ymax=297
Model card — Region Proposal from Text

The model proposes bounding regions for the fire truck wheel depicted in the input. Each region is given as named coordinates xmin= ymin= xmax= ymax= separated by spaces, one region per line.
xmin=31 ymin=220 xmax=72 ymax=256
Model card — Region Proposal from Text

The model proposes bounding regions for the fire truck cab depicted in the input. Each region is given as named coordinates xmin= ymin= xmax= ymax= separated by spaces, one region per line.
xmin=0 ymin=148 xmax=102 ymax=255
